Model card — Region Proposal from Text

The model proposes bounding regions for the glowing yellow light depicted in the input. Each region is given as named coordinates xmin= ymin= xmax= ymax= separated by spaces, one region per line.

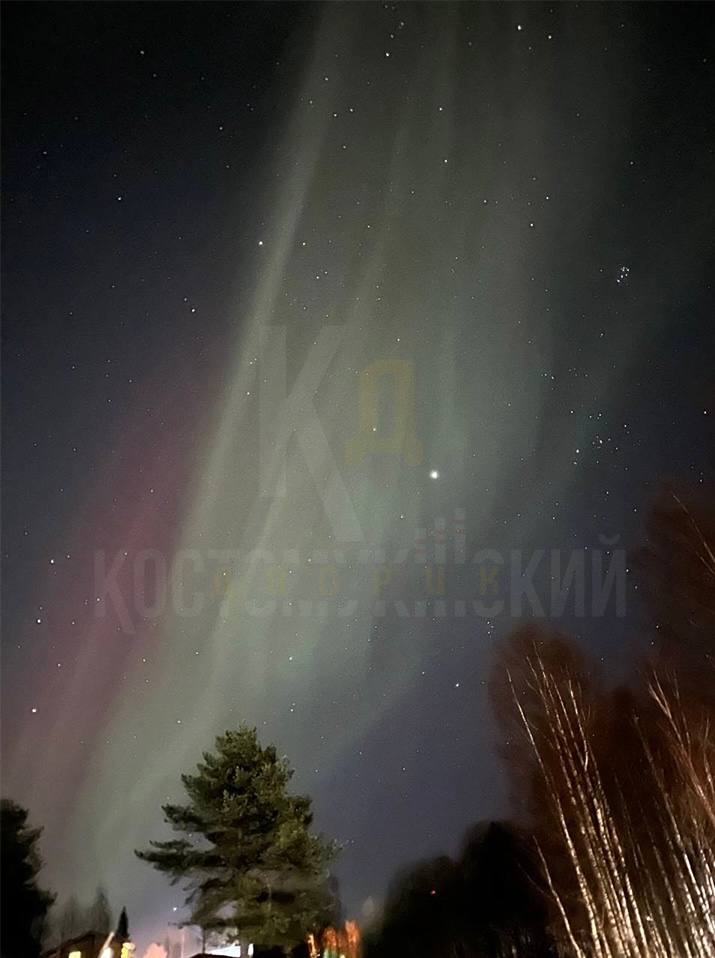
xmin=69 ymin=952 xmax=82 ymax=958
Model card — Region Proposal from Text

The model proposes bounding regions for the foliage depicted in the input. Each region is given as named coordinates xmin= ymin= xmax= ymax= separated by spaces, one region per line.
xmin=57 ymin=894 xmax=83 ymax=942
xmin=637 ymin=484 xmax=715 ymax=690
xmin=136 ymin=725 xmax=339 ymax=950
xmin=116 ymin=905 xmax=130 ymax=940
xmin=490 ymin=489 xmax=715 ymax=957
xmin=363 ymin=821 xmax=556 ymax=958
xmin=0 ymin=798 xmax=55 ymax=958
xmin=88 ymin=886 xmax=113 ymax=934
xmin=49 ymin=887 xmax=114 ymax=944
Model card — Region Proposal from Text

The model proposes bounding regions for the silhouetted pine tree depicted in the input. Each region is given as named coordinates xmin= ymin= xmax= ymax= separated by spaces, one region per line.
xmin=136 ymin=726 xmax=338 ymax=951
xmin=116 ymin=907 xmax=130 ymax=941
xmin=1 ymin=799 xmax=55 ymax=958
xmin=88 ymin=887 xmax=113 ymax=934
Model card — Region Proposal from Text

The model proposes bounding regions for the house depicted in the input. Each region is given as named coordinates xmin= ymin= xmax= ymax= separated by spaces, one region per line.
xmin=43 ymin=907 xmax=134 ymax=958
xmin=42 ymin=931 xmax=130 ymax=958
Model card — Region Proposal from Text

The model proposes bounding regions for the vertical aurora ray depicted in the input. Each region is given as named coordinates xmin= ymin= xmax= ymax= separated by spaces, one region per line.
xmin=65 ymin=1 xmax=646 ymax=892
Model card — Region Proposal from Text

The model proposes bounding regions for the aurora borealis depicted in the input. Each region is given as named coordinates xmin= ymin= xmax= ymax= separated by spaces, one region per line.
xmin=2 ymin=3 xmax=713 ymax=953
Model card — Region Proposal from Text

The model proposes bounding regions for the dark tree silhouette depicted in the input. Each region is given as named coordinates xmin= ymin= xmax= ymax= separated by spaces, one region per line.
xmin=136 ymin=725 xmax=338 ymax=951
xmin=637 ymin=483 xmax=715 ymax=693
xmin=116 ymin=906 xmax=130 ymax=941
xmin=363 ymin=821 xmax=556 ymax=958
xmin=57 ymin=894 xmax=83 ymax=941
xmin=88 ymin=886 xmax=113 ymax=934
xmin=0 ymin=799 xmax=55 ymax=958
xmin=488 ymin=484 xmax=715 ymax=958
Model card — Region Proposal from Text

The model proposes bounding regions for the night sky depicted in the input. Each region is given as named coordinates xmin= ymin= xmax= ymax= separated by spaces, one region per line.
xmin=2 ymin=2 xmax=714 ymax=953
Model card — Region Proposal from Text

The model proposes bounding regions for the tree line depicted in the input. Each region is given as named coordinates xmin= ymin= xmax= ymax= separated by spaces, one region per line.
xmin=3 ymin=484 xmax=713 ymax=957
